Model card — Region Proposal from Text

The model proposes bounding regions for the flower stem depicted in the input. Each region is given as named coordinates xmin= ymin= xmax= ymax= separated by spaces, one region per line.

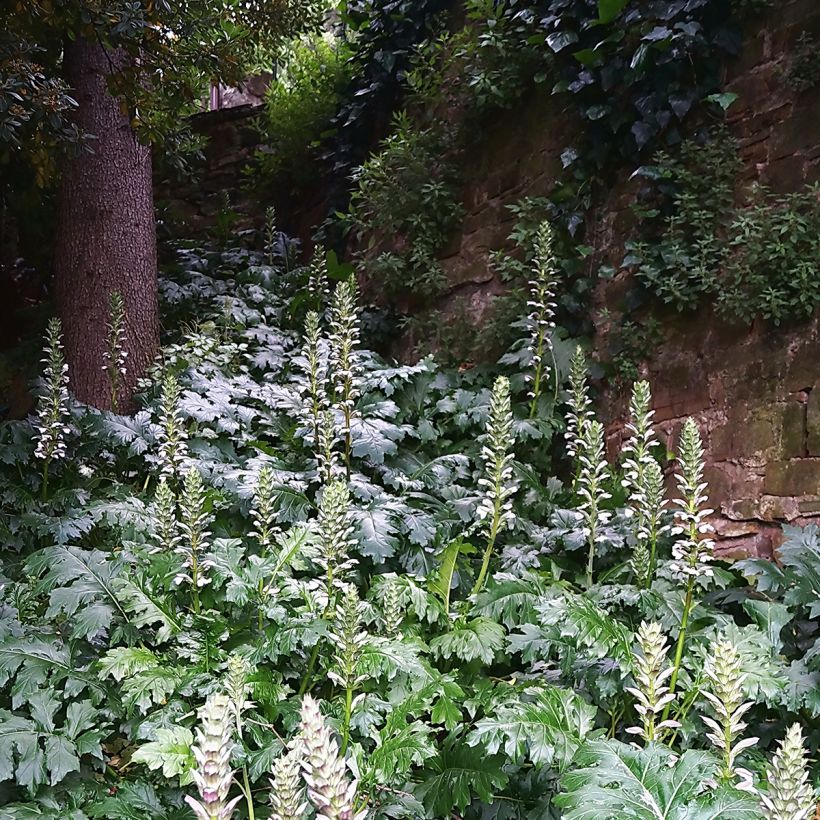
xmin=341 ymin=685 xmax=353 ymax=755
xmin=663 ymin=578 xmax=694 ymax=722
xmin=472 ymin=508 xmax=501 ymax=596
xmin=41 ymin=461 xmax=50 ymax=502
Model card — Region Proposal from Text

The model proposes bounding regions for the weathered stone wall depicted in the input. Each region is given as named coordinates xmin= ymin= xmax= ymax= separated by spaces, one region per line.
xmin=154 ymin=104 xmax=264 ymax=239
xmin=596 ymin=0 xmax=820 ymax=558
xmin=412 ymin=0 xmax=820 ymax=554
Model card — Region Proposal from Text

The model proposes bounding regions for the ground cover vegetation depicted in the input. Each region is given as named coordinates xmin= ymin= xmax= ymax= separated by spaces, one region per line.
xmin=0 ymin=221 xmax=818 ymax=818
xmin=3 ymin=1 xmax=819 ymax=818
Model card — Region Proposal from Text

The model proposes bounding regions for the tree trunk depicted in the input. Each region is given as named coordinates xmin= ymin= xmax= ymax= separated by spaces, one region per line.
xmin=55 ymin=37 xmax=159 ymax=412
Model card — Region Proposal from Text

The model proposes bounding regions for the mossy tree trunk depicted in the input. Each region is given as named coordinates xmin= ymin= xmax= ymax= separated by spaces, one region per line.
xmin=55 ymin=37 xmax=159 ymax=412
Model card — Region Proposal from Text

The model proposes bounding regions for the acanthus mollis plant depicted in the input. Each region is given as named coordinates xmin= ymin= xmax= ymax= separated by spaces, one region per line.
xmin=250 ymin=465 xmax=279 ymax=554
xmin=176 ymin=465 xmax=213 ymax=613
xmin=380 ymin=575 xmax=404 ymax=637
xmin=102 ymin=290 xmax=128 ymax=413
xmin=700 ymin=638 xmax=757 ymax=788
xmin=301 ymin=480 xmax=358 ymax=696
xmin=329 ymin=584 xmax=367 ymax=754
xmin=270 ymin=747 xmax=307 ymax=820
xmin=157 ymin=371 xmax=189 ymax=480
xmin=265 ymin=206 xmax=278 ymax=265
xmin=760 ymin=723 xmax=816 ymax=820
xmin=621 ymin=380 xmax=666 ymax=587
xmin=317 ymin=408 xmax=342 ymax=485
xmin=473 ymin=375 xmax=517 ymax=594
xmin=308 ymin=250 xmax=330 ymax=312
xmin=225 ymin=654 xmax=258 ymax=820
xmin=186 ymin=693 xmax=243 ymax=820
xmin=527 ymin=220 xmax=558 ymax=419
xmin=151 ymin=477 xmax=179 ymax=554
xmin=315 ymin=480 xmax=358 ymax=600
xmin=565 ymin=345 xmax=593 ymax=488
xmin=577 ymin=418 xmax=611 ymax=588
xmin=625 ymin=621 xmax=679 ymax=744
xmin=34 ymin=317 xmax=71 ymax=497
xmin=329 ymin=280 xmax=361 ymax=478
xmin=666 ymin=417 xmax=714 ymax=706
xmin=298 ymin=695 xmax=367 ymax=820
xmin=302 ymin=310 xmax=329 ymax=453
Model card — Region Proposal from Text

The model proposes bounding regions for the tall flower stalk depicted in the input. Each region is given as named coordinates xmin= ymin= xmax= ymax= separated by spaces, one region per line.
xmin=265 ymin=206 xmax=277 ymax=265
xmin=761 ymin=723 xmax=815 ymax=820
xmin=329 ymin=584 xmax=367 ymax=754
xmin=157 ymin=371 xmax=188 ymax=481
xmin=302 ymin=310 xmax=327 ymax=453
xmin=225 ymin=654 xmax=256 ymax=820
xmin=316 ymin=481 xmax=358 ymax=599
xmin=317 ymin=409 xmax=341 ymax=485
xmin=250 ymin=466 xmax=279 ymax=630
xmin=186 ymin=693 xmax=242 ymax=820
xmin=308 ymin=251 xmax=330 ymax=311
xmin=298 ymin=695 xmax=367 ymax=820
xmin=329 ymin=280 xmax=361 ymax=478
xmin=250 ymin=466 xmax=279 ymax=554
xmin=300 ymin=481 xmax=357 ymax=696
xmin=578 ymin=419 xmax=611 ymax=588
xmin=700 ymin=638 xmax=757 ymax=785
xmin=622 ymin=381 xmax=665 ymax=587
xmin=152 ymin=478 xmax=179 ymax=554
xmin=625 ymin=622 xmax=679 ymax=744
xmin=472 ymin=376 xmax=517 ymax=595
xmin=102 ymin=290 xmax=128 ymax=413
xmin=34 ymin=317 xmax=70 ymax=498
xmin=527 ymin=221 xmax=559 ymax=419
xmin=176 ymin=466 xmax=213 ymax=613
xmin=666 ymin=418 xmax=714 ymax=709
xmin=565 ymin=346 xmax=593 ymax=489
xmin=381 ymin=576 xmax=404 ymax=636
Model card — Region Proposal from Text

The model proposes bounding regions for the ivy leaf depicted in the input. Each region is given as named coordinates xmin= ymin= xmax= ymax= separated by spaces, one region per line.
xmin=131 ymin=726 xmax=195 ymax=784
xmin=546 ymin=30 xmax=579 ymax=53
xmin=597 ymin=0 xmax=628 ymax=24
xmin=416 ymin=742 xmax=509 ymax=815
xmin=468 ymin=685 xmax=597 ymax=770
xmin=429 ymin=618 xmax=505 ymax=665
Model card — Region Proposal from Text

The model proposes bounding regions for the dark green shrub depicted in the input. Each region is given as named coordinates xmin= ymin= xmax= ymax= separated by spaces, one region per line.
xmin=256 ymin=35 xmax=352 ymax=186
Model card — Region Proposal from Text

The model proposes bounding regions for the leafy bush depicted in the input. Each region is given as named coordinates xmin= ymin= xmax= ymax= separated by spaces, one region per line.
xmin=0 ymin=229 xmax=818 ymax=818
xmin=255 ymin=35 xmax=353 ymax=187
xmin=628 ymin=133 xmax=820 ymax=325
xmin=347 ymin=112 xmax=463 ymax=305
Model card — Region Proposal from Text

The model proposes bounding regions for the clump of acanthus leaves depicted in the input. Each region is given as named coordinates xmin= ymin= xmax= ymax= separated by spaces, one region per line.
xmin=0 ymin=231 xmax=816 ymax=820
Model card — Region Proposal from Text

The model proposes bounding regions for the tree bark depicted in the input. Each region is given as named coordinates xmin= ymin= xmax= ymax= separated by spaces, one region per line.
xmin=55 ymin=37 xmax=159 ymax=412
